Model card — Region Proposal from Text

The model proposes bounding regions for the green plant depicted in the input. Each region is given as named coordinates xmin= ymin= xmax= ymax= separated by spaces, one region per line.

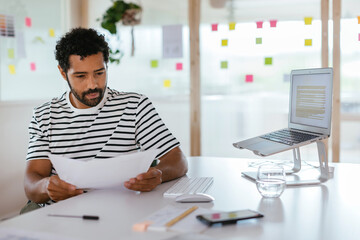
xmin=98 ymin=0 xmax=142 ymax=63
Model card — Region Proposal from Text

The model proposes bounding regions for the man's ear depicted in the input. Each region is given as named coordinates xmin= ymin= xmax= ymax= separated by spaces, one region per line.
xmin=58 ymin=65 xmax=67 ymax=81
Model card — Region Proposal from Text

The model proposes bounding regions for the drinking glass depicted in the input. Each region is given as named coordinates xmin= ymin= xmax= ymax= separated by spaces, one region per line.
xmin=256 ymin=164 xmax=286 ymax=198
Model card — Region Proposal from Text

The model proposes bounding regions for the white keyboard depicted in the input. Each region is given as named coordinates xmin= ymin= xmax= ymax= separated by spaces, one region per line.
xmin=163 ymin=177 xmax=214 ymax=198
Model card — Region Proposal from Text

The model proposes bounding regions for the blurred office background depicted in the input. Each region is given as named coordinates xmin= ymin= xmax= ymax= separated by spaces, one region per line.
xmin=0 ymin=0 xmax=359 ymax=219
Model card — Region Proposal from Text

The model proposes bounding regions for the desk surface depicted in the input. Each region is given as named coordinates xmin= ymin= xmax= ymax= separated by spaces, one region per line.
xmin=1 ymin=157 xmax=360 ymax=240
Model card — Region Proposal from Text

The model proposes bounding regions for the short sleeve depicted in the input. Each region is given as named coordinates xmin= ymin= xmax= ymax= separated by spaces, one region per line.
xmin=26 ymin=112 xmax=51 ymax=161
xmin=135 ymin=95 xmax=180 ymax=158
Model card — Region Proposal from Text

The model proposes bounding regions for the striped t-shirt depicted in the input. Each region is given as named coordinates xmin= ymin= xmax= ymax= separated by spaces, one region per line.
xmin=27 ymin=87 xmax=180 ymax=165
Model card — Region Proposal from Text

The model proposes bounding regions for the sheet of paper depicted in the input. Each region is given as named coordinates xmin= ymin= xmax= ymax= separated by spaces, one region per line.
xmin=49 ymin=149 xmax=159 ymax=189
xmin=141 ymin=205 xmax=214 ymax=233
xmin=0 ymin=228 xmax=78 ymax=240
xmin=162 ymin=25 xmax=183 ymax=58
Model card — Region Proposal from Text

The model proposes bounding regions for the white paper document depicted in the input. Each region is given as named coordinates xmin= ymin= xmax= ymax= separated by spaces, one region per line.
xmin=49 ymin=149 xmax=159 ymax=189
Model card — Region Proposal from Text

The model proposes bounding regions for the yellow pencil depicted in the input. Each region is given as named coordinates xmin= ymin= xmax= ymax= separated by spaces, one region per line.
xmin=165 ymin=206 xmax=199 ymax=227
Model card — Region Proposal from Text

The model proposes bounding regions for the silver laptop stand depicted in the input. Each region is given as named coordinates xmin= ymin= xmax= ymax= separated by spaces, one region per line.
xmin=242 ymin=140 xmax=330 ymax=186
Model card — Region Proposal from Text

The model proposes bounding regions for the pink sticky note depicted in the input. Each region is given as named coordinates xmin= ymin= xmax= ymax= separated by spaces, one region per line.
xmin=30 ymin=62 xmax=36 ymax=71
xmin=245 ymin=74 xmax=253 ymax=83
xmin=256 ymin=21 xmax=263 ymax=28
xmin=358 ymin=33 xmax=360 ymax=41
xmin=25 ymin=17 xmax=32 ymax=27
xmin=211 ymin=23 xmax=218 ymax=31
xmin=176 ymin=63 xmax=183 ymax=71
xmin=270 ymin=20 xmax=277 ymax=28
xmin=212 ymin=213 xmax=220 ymax=219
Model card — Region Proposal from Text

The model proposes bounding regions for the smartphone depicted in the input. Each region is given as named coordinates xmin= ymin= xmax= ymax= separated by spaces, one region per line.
xmin=196 ymin=209 xmax=263 ymax=226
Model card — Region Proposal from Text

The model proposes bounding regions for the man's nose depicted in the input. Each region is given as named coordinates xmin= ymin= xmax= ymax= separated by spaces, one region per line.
xmin=87 ymin=74 xmax=98 ymax=89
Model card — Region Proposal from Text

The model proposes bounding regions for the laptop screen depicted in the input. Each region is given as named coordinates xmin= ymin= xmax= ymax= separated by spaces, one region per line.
xmin=289 ymin=71 xmax=332 ymax=129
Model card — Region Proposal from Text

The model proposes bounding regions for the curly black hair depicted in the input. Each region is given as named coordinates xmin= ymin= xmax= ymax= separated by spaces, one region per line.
xmin=55 ymin=28 xmax=109 ymax=73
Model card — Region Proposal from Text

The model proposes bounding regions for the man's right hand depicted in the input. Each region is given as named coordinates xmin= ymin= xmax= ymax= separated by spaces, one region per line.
xmin=46 ymin=175 xmax=83 ymax=202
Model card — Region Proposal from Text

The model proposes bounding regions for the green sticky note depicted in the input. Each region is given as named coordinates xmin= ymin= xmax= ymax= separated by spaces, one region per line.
xmin=150 ymin=60 xmax=158 ymax=68
xmin=265 ymin=57 xmax=272 ymax=65
xmin=8 ymin=48 xmax=15 ymax=59
xmin=256 ymin=38 xmax=262 ymax=44
xmin=221 ymin=61 xmax=228 ymax=69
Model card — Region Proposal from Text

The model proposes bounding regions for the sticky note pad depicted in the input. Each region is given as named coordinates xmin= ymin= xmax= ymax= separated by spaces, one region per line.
xmin=30 ymin=62 xmax=36 ymax=71
xmin=265 ymin=57 xmax=272 ymax=65
xmin=220 ymin=61 xmax=228 ymax=69
xmin=357 ymin=16 xmax=360 ymax=24
xmin=211 ymin=23 xmax=218 ymax=31
xmin=228 ymin=212 xmax=237 ymax=218
xmin=163 ymin=79 xmax=171 ymax=88
xmin=221 ymin=39 xmax=228 ymax=46
xmin=270 ymin=20 xmax=277 ymax=28
xmin=176 ymin=62 xmax=183 ymax=71
xmin=305 ymin=39 xmax=312 ymax=46
xmin=256 ymin=37 xmax=262 ymax=44
xmin=304 ymin=17 xmax=313 ymax=25
xmin=8 ymin=65 xmax=16 ymax=75
xmin=212 ymin=213 xmax=220 ymax=219
xmin=49 ymin=28 xmax=55 ymax=37
xmin=245 ymin=74 xmax=253 ymax=83
xmin=229 ymin=22 xmax=236 ymax=30
xmin=25 ymin=17 xmax=31 ymax=27
xmin=256 ymin=21 xmax=263 ymax=28
xmin=150 ymin=60 xmax=158 ymax=68
xmin=8 ymin=48 xmax=14 ymax=59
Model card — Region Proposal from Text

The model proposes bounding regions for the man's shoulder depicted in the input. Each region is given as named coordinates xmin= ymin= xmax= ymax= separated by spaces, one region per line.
xmin=33 ymin=92 xmax=68 ymax=116
xmin=107 ymin=88 xmax=147 ymax=103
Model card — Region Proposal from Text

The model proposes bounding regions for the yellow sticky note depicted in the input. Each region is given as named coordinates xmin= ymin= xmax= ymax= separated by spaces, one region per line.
xmin=8 ymin=48 xmax=14 ymax=59
xmin=221 ymin=39 xmax=228 ymax=46
xmin=304 ymin=17 xmax=313 ymax=25
xmin=357 ymin=16 xmax=360 ymax=24
xmin=163 ymin=79 xmax=171 ymax=88
xmin=228 ymin=212 xmax=237 ymax=218
xmin=8 ymin=65 xmax=16 ymax=75
xmin=229 ymin=22 xmax=236 ymax=30
xmin=150 ymin=60 xmax=158 ymax=68
xmin=49 ymin=28 xmax=55 ymax=37
xmin=305 ymin=39 xmax=312 ymax=46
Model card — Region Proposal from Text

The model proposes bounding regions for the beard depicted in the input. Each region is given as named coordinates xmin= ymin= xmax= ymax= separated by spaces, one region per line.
xmin=67 ymin=81 xmax=105 ymax=107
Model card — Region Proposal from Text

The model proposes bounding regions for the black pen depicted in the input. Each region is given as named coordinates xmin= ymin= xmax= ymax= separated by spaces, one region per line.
xmin=48 ymin=214 xmax=99 ymax=220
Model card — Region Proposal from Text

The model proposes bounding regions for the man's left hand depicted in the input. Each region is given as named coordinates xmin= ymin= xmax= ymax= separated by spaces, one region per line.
xmin=124 ymin=167 xmax=162 ymax=192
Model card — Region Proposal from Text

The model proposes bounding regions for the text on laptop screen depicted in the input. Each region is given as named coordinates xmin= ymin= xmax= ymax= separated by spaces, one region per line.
xmin=290 ymin=73 xmax=332 ymax=129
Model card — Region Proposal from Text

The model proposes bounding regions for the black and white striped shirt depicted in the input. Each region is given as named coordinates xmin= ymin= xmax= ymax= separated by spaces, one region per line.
xmin=27 ymin=87 xmax=180 ymax=163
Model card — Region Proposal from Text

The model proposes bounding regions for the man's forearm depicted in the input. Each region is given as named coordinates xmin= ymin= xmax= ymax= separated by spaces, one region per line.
xmin=156 ymin=147 xmax=188 ymax=182
xmin=24 ymin=174 xmax=51 ymax=204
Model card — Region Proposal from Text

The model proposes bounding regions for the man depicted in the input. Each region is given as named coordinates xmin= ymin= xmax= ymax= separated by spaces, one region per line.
xmin=23 ymin=28 xmax=188 ymax=209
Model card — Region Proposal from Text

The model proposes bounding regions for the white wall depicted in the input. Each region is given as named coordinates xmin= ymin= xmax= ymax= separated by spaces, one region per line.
xmin=0 ymin=100 xmax=43 ymax=219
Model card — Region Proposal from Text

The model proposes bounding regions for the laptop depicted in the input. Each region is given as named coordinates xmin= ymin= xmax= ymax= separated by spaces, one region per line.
xmin=233 ymin=68 xmax=333 ymax=157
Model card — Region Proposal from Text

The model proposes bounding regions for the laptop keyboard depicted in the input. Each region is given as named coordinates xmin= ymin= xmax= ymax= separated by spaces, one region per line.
xmin=163 ymin=177 xmax=213 ymax=198
xmin=260 ymin=129 xmax=319 ymax=146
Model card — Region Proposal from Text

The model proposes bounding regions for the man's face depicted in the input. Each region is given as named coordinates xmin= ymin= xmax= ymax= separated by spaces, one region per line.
xmin=59 ymin=52 xmax=107 ymax=109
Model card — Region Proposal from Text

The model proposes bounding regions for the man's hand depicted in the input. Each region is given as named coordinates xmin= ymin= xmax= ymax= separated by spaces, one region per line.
xmin=124 ymin=167 xmax=162 ymax=192
xmin=46 ymin=175 xmax=83 ymax=202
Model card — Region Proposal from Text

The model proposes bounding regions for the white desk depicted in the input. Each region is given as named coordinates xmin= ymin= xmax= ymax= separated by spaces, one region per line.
xmin=1 ymin=157 xmax=360 ymax=240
